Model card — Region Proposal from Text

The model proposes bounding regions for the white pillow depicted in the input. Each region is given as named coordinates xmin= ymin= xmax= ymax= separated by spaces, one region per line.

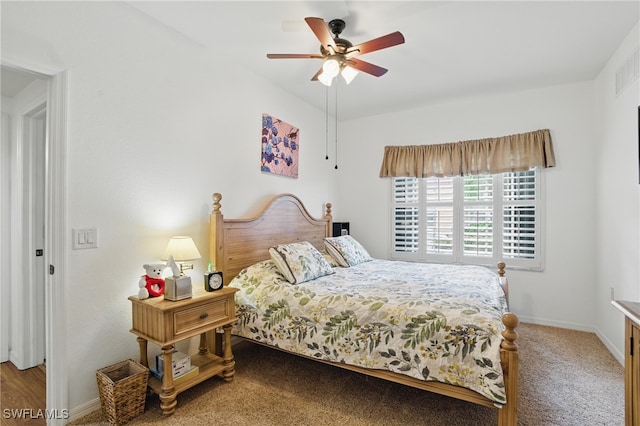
xmin=269 ymin=241 xmax=335 ymax=284
xmin=324 ymin=235 xmax=373 ymax=267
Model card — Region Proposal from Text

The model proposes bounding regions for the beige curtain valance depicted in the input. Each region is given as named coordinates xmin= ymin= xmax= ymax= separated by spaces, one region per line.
xmin=379 ymin=129 xmax=556 ymax=178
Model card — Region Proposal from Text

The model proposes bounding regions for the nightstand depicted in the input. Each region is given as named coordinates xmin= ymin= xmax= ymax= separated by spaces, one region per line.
xmin=128 ymin=286 xmax=238 ymax=415
xmin=612 ymin=300 xmax=640 ymax=426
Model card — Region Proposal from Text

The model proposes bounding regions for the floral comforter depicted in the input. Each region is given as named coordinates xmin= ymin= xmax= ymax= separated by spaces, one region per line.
xmin=229 ymin=259 xmax=509 ymax=405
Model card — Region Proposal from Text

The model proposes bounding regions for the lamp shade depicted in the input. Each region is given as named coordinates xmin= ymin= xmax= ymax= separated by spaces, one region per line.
xmin=318 ymin=71 xmax=333 ymax=87
xmin=322 ymin=58 xmax=340 ymax=77
xmin=161 ymin=236 xmax=201 ymax=262
xmin=341 ymin=66 xmax=358 ymax=84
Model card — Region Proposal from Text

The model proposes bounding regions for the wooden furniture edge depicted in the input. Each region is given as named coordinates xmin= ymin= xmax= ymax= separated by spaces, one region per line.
xmin=612 ymin=299 xmax=640 ymax=426
xmin=498 ymin=311 xmax=519 ymax=425
xmin=612 ymin=300 xmax=640 ymax=326
xmin=208 ymin=192 xmax=519 ymax=426
xmin=497 ymin=261 xmax=509 ymax=302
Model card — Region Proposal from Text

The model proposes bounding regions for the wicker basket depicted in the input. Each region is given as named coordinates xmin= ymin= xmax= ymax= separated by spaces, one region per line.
xmin=96 ymin=359 xmax=149 ymax=425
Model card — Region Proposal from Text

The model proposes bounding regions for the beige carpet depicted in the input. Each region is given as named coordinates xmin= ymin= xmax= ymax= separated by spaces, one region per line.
xmin=71 ymin=323 xmax=624 ymax=425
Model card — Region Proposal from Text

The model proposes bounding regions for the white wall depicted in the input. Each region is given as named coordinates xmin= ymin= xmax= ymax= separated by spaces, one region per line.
xmin=337 ymin=81 xmax=599 ymax=331
xmin=594 ymin=22 xmax=640 ymax=362
xmin=2 ymin=1 xmax=337 ymax=414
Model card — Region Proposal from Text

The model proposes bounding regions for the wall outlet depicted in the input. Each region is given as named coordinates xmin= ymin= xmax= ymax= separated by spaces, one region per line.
xmin=610 ymin=287 xmax=615 ymax=301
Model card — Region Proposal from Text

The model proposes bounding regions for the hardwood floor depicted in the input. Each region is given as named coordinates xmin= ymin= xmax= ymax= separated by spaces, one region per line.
xmin=0 ymin=362 xmax=46 ymax=426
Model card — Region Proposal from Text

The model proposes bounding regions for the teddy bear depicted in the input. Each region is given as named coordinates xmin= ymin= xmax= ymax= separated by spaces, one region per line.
xmin=138 ymin=263 xmax=167 ymax=299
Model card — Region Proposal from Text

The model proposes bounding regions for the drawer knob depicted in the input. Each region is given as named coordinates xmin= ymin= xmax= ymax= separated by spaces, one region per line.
xmin=200 ymin=312 xmax=209 ymax=319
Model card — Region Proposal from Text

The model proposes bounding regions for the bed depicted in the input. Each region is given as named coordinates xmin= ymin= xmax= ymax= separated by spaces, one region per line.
xmin=208 ymin=192 xmax=519 ymax=425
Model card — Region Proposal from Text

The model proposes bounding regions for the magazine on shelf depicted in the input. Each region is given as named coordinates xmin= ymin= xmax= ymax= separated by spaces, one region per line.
xmin=155 ymin=350 xmax=191 ymax=376
xmin=150 ymin=365 xmax=199 ymax=385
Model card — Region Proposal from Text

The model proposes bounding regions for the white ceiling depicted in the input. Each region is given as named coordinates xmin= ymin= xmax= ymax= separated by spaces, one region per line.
xmin=127 ymin=1 xmax=639 ymax=120
xmin=3 ymin=2 xmax=638 ymax=117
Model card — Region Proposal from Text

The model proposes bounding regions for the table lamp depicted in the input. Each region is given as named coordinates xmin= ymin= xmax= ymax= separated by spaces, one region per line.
xmin=161 ymin=236 xmax=201 ymax=301
xmin=161 ymin=236 xmax=201 ymax=274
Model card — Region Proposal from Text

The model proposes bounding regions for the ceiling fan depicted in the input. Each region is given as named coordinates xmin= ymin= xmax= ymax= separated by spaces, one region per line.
xmin=267 ymin=17 xmax=405 ymax=86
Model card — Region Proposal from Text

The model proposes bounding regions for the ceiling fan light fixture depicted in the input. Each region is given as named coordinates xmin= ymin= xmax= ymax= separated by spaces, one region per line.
xmin=322 ymin=58 xmax=340 ymax=78
xmin=318 ymin=71 xmax=333 ymax=86
xmin=341 ymin=65 xmax=358 ymax=84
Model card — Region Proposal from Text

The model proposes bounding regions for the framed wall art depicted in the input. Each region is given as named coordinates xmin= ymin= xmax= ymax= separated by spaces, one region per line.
xmin=261 ymin=113 xmax=299 ymax=178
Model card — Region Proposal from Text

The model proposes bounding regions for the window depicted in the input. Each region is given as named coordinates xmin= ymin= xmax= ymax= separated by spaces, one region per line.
xmin=392 ymin=169 xmax=543 ymax=270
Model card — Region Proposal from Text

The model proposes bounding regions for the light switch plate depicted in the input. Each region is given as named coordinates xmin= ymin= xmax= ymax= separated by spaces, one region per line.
xmin=73 ymin=228 xmax=98 ymax=249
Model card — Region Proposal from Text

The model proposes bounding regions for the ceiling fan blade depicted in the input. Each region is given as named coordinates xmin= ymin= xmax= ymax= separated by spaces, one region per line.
xmin=305 ymin=17 xmax=336 ymax=51
xmin=310 ymin=67 xmax=323 ymax=81
xmin=267 ymin=54 xmax=324 ymax=59
xmin=348 ymin=31 xmax=405 ymax=57
xmin=347 ymin=58 xmax=388 ymax=77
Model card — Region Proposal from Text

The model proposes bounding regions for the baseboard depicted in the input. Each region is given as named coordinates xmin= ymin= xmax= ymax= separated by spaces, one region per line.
xmin=517 ymin=315 xmax=595 ymax=333
xmin=68 ymin=397 xmax=101 ymax=422
xmin=595 ymin=327 xmax=624 ymax=366
xmin=8 ymin=351 xmax=25 ymax=370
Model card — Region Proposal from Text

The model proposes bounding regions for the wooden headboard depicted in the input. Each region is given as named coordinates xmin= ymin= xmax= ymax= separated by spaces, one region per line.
xmin=208 ymin=193 xmax=332 ymax=284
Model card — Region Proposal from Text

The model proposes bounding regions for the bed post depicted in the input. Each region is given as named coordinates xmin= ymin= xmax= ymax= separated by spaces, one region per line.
xmin=208 ymin=193 xmax=225 ymax=357
xmin=497 ymin=261 xmax=509 ymax=302
xmin=498 ymin=312 xmax=519 ymax=426
xmin=324 ymin=202 xmax=333 ymax=237
xmin=209 ymin=192 xmax=224 ymax=276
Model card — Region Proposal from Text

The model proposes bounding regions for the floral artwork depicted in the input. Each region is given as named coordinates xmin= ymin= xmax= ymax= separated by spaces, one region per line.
xmin=261 ymin=113 xmax=299 ymax=178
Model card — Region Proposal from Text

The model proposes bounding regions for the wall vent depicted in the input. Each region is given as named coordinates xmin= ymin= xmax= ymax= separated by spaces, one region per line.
xmin=615 ymin=48 xmax=639 ymax=97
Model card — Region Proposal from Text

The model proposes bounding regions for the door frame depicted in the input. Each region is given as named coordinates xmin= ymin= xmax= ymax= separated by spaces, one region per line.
xmin=2 ymin=59 xmax=68 ymax=423
xmin=1 ymin=106 xmax=10 ymax=363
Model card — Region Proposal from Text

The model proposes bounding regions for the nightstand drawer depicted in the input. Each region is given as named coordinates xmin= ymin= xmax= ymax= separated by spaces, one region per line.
xmin=129 ymin=286 xmax=237 ymax=345
xmin=174 ymin=298 xmax=230 ymax=336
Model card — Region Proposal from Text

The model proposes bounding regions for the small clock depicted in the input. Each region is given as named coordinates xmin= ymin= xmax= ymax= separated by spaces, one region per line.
xmin=205 ymin=271 xmax=223 ymax=292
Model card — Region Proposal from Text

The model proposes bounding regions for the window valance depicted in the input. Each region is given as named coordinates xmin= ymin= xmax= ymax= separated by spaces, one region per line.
xmin=379 ymin=128 xmax=555 ymax=178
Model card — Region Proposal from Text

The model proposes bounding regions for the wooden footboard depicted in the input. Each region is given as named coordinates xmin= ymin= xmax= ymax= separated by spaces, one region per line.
xmin=234 ymin=311 xmax=519 ymax=425
xmin=209 ymin=192 xmax=519 ymax=426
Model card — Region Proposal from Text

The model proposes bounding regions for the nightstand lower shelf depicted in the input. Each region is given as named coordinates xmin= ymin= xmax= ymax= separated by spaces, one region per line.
xmin=147 ymin=350 xmax=234 ymax=396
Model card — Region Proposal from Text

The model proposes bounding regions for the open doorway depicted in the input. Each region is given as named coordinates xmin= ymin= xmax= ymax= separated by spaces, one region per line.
xmin=1 ymin=65 xmax=48 ymax=419
xmin=2 ymin=66 xmax=47 ymax=370
xmin=1 ymin=64 xmax=68 ymax=423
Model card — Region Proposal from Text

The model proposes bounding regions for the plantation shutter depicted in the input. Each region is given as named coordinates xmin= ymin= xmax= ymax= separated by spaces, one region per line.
xmin=393 ymin=178 xmax=420 ymax=253
xmin=425 ymin=177 xmax=454 ymax=254
xmin=391 ymin=168 xmax=543 ymax=270
xmin=463 ymin=175 xmax=494 ymax=257
xmin=502 ymin=170 xmax=537 ymax=259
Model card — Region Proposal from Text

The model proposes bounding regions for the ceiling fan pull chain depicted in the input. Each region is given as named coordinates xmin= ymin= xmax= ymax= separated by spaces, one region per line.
xmin=325 ymin=86 xmax=329 ymax=160
xmin=335 ymin=84 xmax=339 ymax=170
